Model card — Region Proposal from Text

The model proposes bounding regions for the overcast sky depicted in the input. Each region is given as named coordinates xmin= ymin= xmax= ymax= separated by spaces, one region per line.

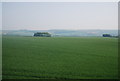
xmin=2 ymin=2 xmax=118 ymax=30
xmin=0 ymin=3 xmax=2 ymax=30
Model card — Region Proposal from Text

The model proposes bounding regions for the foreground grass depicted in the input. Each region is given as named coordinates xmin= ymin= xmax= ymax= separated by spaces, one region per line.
xmin=2 ymin=36 xmax=118 ymax=79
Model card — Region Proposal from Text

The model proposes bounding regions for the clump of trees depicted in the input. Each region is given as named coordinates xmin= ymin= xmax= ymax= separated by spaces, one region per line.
xmin=34 ymin=32 xmax=51 ymax=37
xmin=103 ymin=34 xmax=119 ymax=38
xmin=103 ymin=34 xmax=112 ymax=37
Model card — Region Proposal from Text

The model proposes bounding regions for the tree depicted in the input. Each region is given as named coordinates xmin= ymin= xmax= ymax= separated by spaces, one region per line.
xmin=102 ymin=34 xmax=111 ymax=37
xmin=34 ymin=32 xmax=51 ymax=37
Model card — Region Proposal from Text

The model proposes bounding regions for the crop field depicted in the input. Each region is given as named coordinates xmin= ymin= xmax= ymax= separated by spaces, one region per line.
xmin=2 ymin=36 xmax=118 ymax=79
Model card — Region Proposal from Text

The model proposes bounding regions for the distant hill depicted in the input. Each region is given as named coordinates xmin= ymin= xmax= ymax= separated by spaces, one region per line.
xmin=2 ymin=29 xmax=118 ymax=37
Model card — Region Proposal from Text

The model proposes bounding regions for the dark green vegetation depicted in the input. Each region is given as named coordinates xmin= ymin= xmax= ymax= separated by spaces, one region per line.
xmin=2 ymin=36 xmax=118 ymax=79
xmin=34 ymin=32 xmax=51 ymax=37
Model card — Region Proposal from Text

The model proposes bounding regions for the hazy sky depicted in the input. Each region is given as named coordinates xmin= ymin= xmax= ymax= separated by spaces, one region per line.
xmin=2 ymin=2 xmax=118 ymax=30
xmin=0 ymin=3 xmax=2 ymax=30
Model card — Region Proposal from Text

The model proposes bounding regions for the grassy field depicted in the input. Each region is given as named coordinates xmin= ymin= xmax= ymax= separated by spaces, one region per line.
xmin=2 ymin=36 xmax=118 ymax=79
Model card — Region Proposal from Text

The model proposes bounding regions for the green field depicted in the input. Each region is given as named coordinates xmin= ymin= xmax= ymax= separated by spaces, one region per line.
xmin=2 ymin=36 xmax=118 ymax=79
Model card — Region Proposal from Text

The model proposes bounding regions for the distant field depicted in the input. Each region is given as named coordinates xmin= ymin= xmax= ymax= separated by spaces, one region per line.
xmin=2 ymin=36 xmax=118 ymax=79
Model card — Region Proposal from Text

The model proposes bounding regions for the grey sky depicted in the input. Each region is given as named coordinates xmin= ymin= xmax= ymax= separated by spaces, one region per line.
xmin=0 ymin=3 xmax=2 ymax=30
xmin=2 ymin=2 xmax=118 ymax=30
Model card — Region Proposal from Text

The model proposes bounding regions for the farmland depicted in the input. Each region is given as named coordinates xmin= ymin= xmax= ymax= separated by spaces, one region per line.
xmin=2 ymin=36 xmax=118 ymax=79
